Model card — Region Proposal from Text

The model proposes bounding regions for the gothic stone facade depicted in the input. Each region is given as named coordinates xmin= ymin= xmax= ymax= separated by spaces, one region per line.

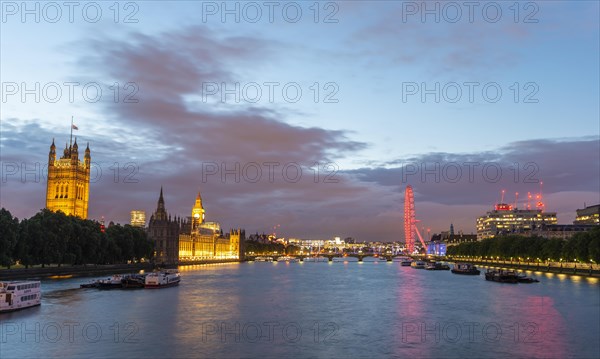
xmin=46 ymin=138 xmax=90 ymax=219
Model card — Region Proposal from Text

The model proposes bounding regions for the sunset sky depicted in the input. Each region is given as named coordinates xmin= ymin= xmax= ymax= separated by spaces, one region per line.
xmin=1 ymin=1 xmax=598 ymax=241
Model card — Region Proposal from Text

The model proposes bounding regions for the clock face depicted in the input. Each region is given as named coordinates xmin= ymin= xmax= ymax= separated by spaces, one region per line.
xmin=194 ymin=213 xmax=200 ymax=219
xmin=202 ymin=213 xmax=205 ymax=220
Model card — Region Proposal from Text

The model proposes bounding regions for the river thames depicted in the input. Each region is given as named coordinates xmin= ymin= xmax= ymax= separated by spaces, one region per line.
xmin=1 ymin=261 xmax=599 ymax=359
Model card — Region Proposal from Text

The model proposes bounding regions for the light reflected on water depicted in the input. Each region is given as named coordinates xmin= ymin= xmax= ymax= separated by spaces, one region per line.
xmin=569 ymin=275 xmax=582 ymax=283
xmin=556 ymin=274 xmax=568 ymax=281
xmin=1 ymin=263 xmax=598 ymax=359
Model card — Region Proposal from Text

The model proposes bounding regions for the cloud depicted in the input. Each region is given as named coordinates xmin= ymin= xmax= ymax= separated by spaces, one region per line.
xmin=3 ymin=111 xmax=596 ymax=241
xmin=74 ymin=26 xmax=366 ymax=164
xmin=345 ymin=2 xmax=539 ymax=76
xmin=348 ymin=137 xmax=599 ymax=204
xmin=0 ymin=25 xmax=376 ymax=237
xmin=2 ymin=23 xmax=597 ymax=241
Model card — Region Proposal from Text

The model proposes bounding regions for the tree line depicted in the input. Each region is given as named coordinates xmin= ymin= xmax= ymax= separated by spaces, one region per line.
xmin=446 ymin=228 xmax=600 ymax=263
xmin=0 ymin=208 xmax=154 ymax=268
xmin=244 ymin=240 xmax=300 ymax=255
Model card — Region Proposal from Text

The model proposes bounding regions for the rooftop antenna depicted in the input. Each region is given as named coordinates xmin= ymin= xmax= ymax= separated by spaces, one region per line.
xmin=500 ymin=189 xmax=506 ymax=204
xmin=539 ymin=181 xmax=544 ymax=211
xmin=514 ymin=192 xmax=519 ymax=209
xmin=535 ymin=181 xmax=545 ymax=211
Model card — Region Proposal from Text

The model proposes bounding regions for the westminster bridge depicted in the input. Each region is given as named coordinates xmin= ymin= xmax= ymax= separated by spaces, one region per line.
xmin=244 ymin=254 xmax=600 ymax=277
xmin=246 ymin=254 xmax=404 ymax=262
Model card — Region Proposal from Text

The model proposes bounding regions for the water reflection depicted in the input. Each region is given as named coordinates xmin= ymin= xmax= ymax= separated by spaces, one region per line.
xmin=516 ymin=296 xmax=567 ymax=358
xmin=1 ymin=263 xmax=598 ymax=359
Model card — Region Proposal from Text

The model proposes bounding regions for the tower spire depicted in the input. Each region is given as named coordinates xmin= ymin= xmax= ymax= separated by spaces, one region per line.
xmin=158 ymin=186 xmax=165 ymax=208
xmin=191 ymin=191 xmax=205 ymax=231
xmin=70 ymin=116 xmax=73 ymax=150
xmin=154 ymin=187 xmax=167 ymax=220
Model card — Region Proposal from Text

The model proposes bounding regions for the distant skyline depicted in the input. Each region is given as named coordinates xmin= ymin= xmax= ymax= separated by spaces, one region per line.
xmin=1 ymin=1 xmax=598 ymax=241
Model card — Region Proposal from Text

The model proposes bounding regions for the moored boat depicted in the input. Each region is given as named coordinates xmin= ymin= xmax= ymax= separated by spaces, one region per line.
xmin=516 ymin=274 xmax=540 ymax=283
xmin=0 ymin=281 xmax=41 ymax=313
xmin=398 ymin=257 xmax=413 ymax=266
xmin=254 ymin=256 xmax=274 ymax=262
xmin=80 ymin=280 xmax=99 ymax=288
xmin=121 ymin=274 xmax=147 ymax=289
xmin=424 ymin=262 xmax=437 ymax=270
xmin=485 ymin=269 xmax=519 ymax=283
xmin=97 ymin=275 xmax=126 ymax=289
xmin=277 ymin=256 xmax=300 ymax=263
xmin=303 ymin=256 xmax=328 ymax=262
xmin=425 ymin=262 xmax=450 ymax=270
xmin=145 ymin=270 xmax=180 ymax=288
xmin=451 ymin=263 xmax=481 ymax=275
xmin=411 ymin=260 xmax=426 ymax=269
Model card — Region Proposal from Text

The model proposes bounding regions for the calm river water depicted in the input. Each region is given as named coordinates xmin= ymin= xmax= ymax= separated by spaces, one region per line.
xmin=1 ymin=261 xmax=599 ymax=358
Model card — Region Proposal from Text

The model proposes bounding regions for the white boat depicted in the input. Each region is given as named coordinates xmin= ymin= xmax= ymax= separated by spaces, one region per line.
xmin=411 ymin=260 xmax=426 ymax=269
xmin=277 ymin=256 xmax=299 ymax=263
xmin=0 ymin=281 xmax=41 ymax=313
xmin=145 ymin=270 xmax=181 ymax=288
xmin=303 ymin=256 xmax=328 ymax=262
xmin=254 ymin=256 xmax=274 ymax=262
xmin=97 ymin=275 xmax=125 ymax=289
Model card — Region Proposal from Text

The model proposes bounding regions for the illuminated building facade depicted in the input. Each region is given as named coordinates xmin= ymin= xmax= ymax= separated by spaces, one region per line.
xmin=46 ymin=138 xmax=90 ymax=219
xmin=130 ymin=210 xmax=146 ymax=227
xmin=476 ymin=203 xmax=557 ymax=240
xmin=574 ymin=204 xmax=600 ymax=225
xmin=427 ymin=240 xmax=446 ymax=256
xmin=178 ymin=193 xmax=244 ymax=260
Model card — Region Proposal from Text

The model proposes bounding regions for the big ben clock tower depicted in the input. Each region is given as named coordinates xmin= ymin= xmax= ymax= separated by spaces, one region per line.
xmin=191 ymin=192 xmax=205 ymax=232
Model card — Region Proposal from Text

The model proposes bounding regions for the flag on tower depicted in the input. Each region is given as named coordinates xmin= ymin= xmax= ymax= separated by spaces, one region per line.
xmin=72 ymin=124 xmax=79 ymax=130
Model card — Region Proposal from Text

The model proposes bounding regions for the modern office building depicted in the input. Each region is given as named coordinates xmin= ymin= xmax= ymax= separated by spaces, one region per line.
xmin=574 ymin=204 xmax=600 ymax=225
xmin=476 ymin=203 xmax=557 ymax=240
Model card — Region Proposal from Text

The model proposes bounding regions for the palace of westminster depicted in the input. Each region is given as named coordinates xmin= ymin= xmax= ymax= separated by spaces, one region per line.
xmin=45 ymin=137 xmax=244 ymax=264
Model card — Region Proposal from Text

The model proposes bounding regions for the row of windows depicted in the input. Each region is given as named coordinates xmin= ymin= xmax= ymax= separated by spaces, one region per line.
xmin=75 ymin=185 xmax=85 ymax=200
xmin=17 ymin=282 xmax=40 ymax=290
xmin=20 ymin=294 xmax=38 ymax=301
xmin=7 ymin=283 xmax=40 ymax=291
xmin=55 ymin=183 xmax=69 ymax=198
xmin=53 ymin=183 xmax=86 ymax=199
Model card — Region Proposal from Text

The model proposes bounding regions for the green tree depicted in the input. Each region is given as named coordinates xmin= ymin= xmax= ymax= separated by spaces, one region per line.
xmin=588 ymin=233 xmax=600 ymax=263
xmin=0 ymin=208 xmax=19 ymax=267
xmin=542 ymin=238 xmax=563 ymax=261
